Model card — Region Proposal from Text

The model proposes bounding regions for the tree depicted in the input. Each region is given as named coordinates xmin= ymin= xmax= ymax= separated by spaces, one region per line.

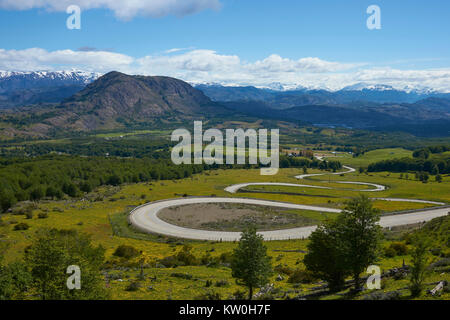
xmin=303 ymin=220 xmax=349 ymax=292
xmin=339 ymin=195 xmax=382 ymax=289
xmin=0 ymin=261 xmax=32 ymax=300
xmin=0 ymin=190 xmax=16 ymax=213
xmin=24 ymin=228 xmax=109 ymax=300
xmin=231 ymin=226 xmax=272 ymax=300
xmin=409 ymin=237 xmax=430 ymax=297
xmin=431 ymin=165 xmax=439 ymax=175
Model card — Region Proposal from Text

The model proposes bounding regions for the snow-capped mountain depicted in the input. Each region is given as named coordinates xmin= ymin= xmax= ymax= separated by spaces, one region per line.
xmin=196 ymin=82 xmax=450 ymax=105
xmin=0 ymin=70 xmax=101 ymax=93
xmin=342 ymin=83 xmax=396 ymax=91
xmin=0 ymin=70 xmax=102 ymax=108
xmin=341 ymin=82 xmax=443 ymax=94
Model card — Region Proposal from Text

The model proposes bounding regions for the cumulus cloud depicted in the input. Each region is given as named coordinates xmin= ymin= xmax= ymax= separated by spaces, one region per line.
xmin=0 ymin=48 xmax=134 ymax=72
xmin=0 ymin=47 xmax=449 ymax=92
xmin=248 ymin=55 xmax=362 ymax=73
xmin=0 ymin=0 xmax=221 ymax=20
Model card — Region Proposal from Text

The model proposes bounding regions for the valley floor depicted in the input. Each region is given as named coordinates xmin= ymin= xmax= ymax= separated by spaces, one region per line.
xmin=1 ymin=161 xmax=449 ymax=300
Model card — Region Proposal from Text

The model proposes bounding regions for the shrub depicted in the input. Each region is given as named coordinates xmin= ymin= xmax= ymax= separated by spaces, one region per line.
xmin=14 ymin=223 xmax=30 ymax=231
xmin=218 ymin=252 xmax=234 ymax=265
xmin=174 ymin=245 xmax=199 ymax=266
xmin=200 ymin=252 xmax=219 ymax=267
xmin=159 ymin=245 xmax=200 ymax=267
xmin=288 ymin=269 xmax=318 ymax=284
xmin=38 ymin=212 xmax=48 ymax=219
xmin=274 ymin=264 xmax=294 ymax=276
xmin=25 ymin=211 xmax=33 ymax=219
xmin=113 ymin=245 xmax=140 ymax=259
xmin=214 ymin=280 xmax=229 ymax=287
xmin=125 ymin=281 xmax=142 ymax=292
xmin=384 ymin=242 xmax=408 ymax=257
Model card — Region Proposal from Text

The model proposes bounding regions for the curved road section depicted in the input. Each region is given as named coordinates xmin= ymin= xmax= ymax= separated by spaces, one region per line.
xmin=129 ymin=197 xmax=449 ymax=241
xmin=225 ymin=165 xmax=385 ymax=194
xmin=129 ymin=158 xmax=447 ymax=241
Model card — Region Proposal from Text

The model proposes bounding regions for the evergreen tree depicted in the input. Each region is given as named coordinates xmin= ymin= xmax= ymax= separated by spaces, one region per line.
xmin=231 ymin=226 xmax=272 ymax=300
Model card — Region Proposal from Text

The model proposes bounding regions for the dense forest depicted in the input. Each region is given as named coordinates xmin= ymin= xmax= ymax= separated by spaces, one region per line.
xmin=0 ymin=138 xmax=171 ymax=159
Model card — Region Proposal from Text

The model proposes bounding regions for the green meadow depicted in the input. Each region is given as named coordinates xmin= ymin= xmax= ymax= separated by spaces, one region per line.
xmin=0 ymin=146 xmax=449 ymax=300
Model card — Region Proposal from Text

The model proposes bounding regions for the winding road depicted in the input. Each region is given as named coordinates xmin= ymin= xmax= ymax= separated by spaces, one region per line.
xmin=129 ymin=159 xmax=448 ymax=241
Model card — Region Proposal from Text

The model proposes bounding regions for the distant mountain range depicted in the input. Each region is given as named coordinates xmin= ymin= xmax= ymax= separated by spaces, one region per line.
xmin=0 ymin=70 xmax=100 ymax=108
xmin=0 ymin=71 xmax=449 ymax=139
xmin=1 ymin=70 xmax=449 ymax=109
xmin=195 ymin=83 xmax=450 ymax=107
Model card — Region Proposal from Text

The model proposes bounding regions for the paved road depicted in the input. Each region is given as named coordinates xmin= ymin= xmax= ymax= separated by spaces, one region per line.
xmin=129 ymin=159 xmax=447 ymax=241
xmin=226 ymin=165 xmax=385 ymax=193
xmin=129 ymin=197 xmax=449 ymax=241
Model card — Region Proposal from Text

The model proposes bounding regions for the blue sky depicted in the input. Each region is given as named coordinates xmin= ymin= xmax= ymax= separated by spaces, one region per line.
xmin=0 ymin=0 xmax=449 ymax=91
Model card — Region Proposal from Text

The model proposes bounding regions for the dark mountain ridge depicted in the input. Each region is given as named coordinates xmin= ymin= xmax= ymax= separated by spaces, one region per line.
xmin=0 ymin=72 xmax=230 ymax=137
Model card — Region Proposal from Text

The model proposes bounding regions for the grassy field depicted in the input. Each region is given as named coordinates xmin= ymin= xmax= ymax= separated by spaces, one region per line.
xmin=323 ymin=148 xmax=413 ymax=168
xmin=0 ymin=148 xmax=449 ymax=300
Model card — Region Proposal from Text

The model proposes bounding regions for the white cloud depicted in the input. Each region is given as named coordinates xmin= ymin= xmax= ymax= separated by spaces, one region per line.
xmin=0 ymin=0 xmax=221 ymax=20
xmin=248 ymin=55 xmax=362 ymax=73
xmin=0 ymin=48 xmax=134 ymax=72
xmin=0 ymin=47 xmax=449 ymax=92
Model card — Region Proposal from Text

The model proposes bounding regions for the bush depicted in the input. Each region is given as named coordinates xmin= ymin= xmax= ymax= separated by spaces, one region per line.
xmin=175 ymin=245 xmax=199 ymax=265
xmin=125 ymin=281 xmax=142 ymax=292
xmin=113 ymin=245 xmax=140 ymax=259
xmin=159 ymin=246 xmax=201 ymax=268
xmin=200 ymin=252 xmax=219 ymax=267
xmin=218 ymin=252 xmax=234 ymax=265
xmin=214 ymin=280 xmax=229 ymax=287
xmin=25 ymin=211 xmax=33 ymax=219
xmin=384 ymin=246 xmax=397 ymax=258
xmin=384 ymin=242 xmax=408 ymax=257
xmin=288 ymin=269 xmax=318 ymax=284
xmin=13 ymin=223 xmax=30 ymax=231
xmin=274 ymin=264 xmax=294 ymax=276
xmin=38 ymin=212 xmax=48 ymax=219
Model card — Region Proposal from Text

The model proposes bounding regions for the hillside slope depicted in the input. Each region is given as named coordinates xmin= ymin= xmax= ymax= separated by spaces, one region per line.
xmin=0 ymin=72 xmax=230 ymax=137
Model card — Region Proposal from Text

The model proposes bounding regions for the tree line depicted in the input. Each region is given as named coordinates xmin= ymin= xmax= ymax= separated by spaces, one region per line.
xmin=279 ymin=156 xmax=342 ymax=172
xmin=0 ymin=154 xmax=339 ymax=213
xmin=0 ymin=155 xmax=210 ymax=212
xmin=412 ymin=145 xmax=450 ymax=159
xmin=367 ymin=157 xmax=450 ymax=175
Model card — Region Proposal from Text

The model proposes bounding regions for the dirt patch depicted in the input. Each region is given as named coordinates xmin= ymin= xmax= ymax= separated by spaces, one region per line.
xmin=158 ymin=203 xmax=320 ymax=232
